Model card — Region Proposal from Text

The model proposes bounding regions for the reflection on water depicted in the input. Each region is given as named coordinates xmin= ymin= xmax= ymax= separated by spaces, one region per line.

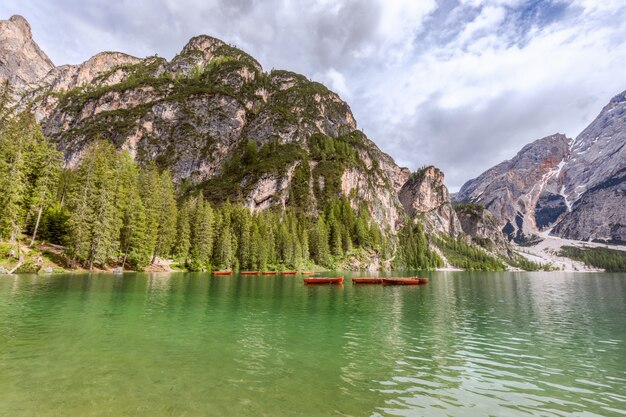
xmin=0 ymin=271 xmax=625 ymax=416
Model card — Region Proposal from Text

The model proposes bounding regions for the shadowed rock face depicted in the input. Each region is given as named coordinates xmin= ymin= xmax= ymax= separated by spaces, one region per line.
xmin=0 ymin=15 xmax=54 ymax=92
xmin=454 ymin=204 xmax=511 ymax=257
xmin=552 ymin=167 xmax=626 ymax=244
xmin=456 ymin=91 xmax=626 ymax=243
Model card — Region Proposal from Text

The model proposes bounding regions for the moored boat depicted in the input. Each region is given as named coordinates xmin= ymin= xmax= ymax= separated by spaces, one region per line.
xmin=352 ymin=277 xmax=382 ymax=284
xmin=213 ymin=271 xmax=233 ymax=276
xmin=382 ymin=277 xmax=422 ymax=285
xmin=419 ymin=278 xmax=429 ymax=284
xmin=282 ymin=271 xmax=298 ymax=275
xmin=301 ymin=271 xmax=315 ymax=275
xmin=262 ymin=271 xmax=277 ymax=275
xmin=303 ymin=277 xmax=343 ymax=285
xmin=240 ymin=271 xmax=260 ymax=275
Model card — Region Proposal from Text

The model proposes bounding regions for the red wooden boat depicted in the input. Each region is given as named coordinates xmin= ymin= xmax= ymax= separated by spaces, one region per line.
xmin=303 ymin=277 xmax=343 ymax=285
xmin=240 ymin=271 xmax=260 ymax=275
xmin=352 ymin=277 xmax=383 ymax=284
xmin=213 ymin=271 xmax=233 ymax=276
xmin=382 ymin=277 xmax=422 ymax=285
xmin=301 ymin=271 xmax=315 ymax=275
xmin=282 ymin=271 xmax=298 ymax=275
xmin=262 ymin=271 xmax=277 ymax=275
xmin=419 ymin=278 xmax=429 ymax=284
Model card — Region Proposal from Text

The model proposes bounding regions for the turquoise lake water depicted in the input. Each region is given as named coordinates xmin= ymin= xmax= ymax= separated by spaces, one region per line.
xmin=0 ymin=271 xmax=625 ymax=416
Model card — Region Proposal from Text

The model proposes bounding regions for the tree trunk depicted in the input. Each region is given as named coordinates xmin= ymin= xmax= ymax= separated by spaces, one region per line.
xmin=8 ymin=238 xmax=23 ymax=274
xmin=88 ymin=242 xmax=97 ymax=271
xmin=30 ymin=205 xmax=43 ymax=247
xmin=8 ymin=256 xmax=23 ymax=274
xmin=152 ymin=239 xmax=160 ymax=265
xmin=122 ymin=250 xmax=129 ymax=270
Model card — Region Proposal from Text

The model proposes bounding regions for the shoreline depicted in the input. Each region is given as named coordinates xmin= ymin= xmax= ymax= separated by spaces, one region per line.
xmin=2 ymin=238 xmax=624 ymax=276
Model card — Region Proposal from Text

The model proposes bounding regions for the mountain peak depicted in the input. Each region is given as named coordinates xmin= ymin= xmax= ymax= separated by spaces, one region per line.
xmin=607 ymin=89 xmax=626 ymax=107
xmin=8 ymin=15 xmax=32 ymax=37
xmin=177 ymin=35 xmax=263 ymax=73
xmin=0 ymin=15 xmax=54 ymax=92
xmin=182 ymin=35 xmax=226 ymax=54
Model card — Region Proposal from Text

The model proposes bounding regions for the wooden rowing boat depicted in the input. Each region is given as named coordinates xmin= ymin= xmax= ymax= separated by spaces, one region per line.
xmin=419 ymin=278 xmax=429 ymax=284
xmin=282 ymin=271 xmax=298 ymax=275
xmin=382 ymin=277 xmax=422 ymax=285
xmin=301 ymin=271 xmax=315 ymax=275
xmin=352 ymin=277 xmax=382 ymax=284
xmin=262 ymin=271 xmax=277 ymax=275
xmin=240 ymin=271 xmax=260 ymax=275
xmin=303 ymin=277 xmax=343 ymax=285
xmin=213 ymin=271 xmax=233 ymax=276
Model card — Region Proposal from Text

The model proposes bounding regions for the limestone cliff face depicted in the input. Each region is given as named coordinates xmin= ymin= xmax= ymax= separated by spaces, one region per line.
xmin=457 ymin=90 xmax=626 ymax=243
xmin=2 ymin=20 xmax=412 ymax=233
xmin=398 ymin=166 xmax=462 ymax=236
xmin=0 ymin=15 xmax=54 ymax=93
xmin=560 ymin=92 xmax=626 ymax=207
xmin=455 ymin=134 xmax=571 ymax=242
xmin=454 ymin=204 xmax=511 ymax=256
xmin=2 ymin=16 xmax=476 ymax=240
xmin=552 ymin=92 xmax=626 ymax=243
xmin=552 ymin=167 xmax=626 ymax=243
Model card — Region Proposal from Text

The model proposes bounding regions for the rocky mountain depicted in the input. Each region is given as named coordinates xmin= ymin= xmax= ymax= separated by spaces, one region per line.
xmin=1 ymin=14 xmax=463 ymax=239
xmin=398 ymin=166 xmax=462 ymax=236
xmin=456 ymin=92 xmax=626 ymax=244
xmin=453 ymin=203 xmax=512 ymax=257
xmin=0 ymin=15 xmax=54 ymax=93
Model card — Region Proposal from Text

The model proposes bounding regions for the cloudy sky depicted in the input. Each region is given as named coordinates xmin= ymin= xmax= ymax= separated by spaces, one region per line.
xmin=2 ymin=0 xmax=625 ymax=190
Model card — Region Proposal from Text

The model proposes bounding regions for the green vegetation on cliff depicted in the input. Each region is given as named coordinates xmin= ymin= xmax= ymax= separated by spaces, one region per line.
xmin=394 ymin=222 xmax=443 ymax=270
xmin=0 ymin=104 xmax=394 ymax=271
xmin=559 ymin=246 xmax=626 ymax=272
xmin=432 ymin=234 xmax=507 ymax=271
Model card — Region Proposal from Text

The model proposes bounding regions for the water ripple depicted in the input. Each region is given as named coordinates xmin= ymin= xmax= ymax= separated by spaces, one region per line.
xmin=0 ymin=271 xmax=625 ymax=416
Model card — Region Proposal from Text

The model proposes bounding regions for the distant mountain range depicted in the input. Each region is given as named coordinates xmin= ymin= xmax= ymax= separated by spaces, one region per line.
xmin=455 ymin=92 xmax=626 ymax=244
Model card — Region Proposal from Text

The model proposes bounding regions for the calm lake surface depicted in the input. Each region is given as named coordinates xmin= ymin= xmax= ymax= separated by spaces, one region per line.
xmin=0 ymin=271 xmax=625 ymax=416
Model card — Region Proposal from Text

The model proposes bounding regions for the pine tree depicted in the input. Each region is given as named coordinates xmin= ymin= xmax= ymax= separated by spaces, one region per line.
xmin=66 ymin=141 xmax=122 ymax=269
xmin=250 ymin=221 xmax=261 ymax=269
xmin=26 ymin=130 xmax=62 ymax=246
xmin=0 ymin=113 xmax=28 ymax=243
xmin=120 ymin=188 xmax=150 ymax=270
xmin=139 ymin=166 xmax=161 ymax=262
xmin=189 ymin=196 xmax=214 ymax=270
xmin=312 ymin=214 xmax=330 ymax=266
xmin=173 ymin=199 xmax=191 ymax=263
xmin=151 ymin=170 xmax=178 ymax=263
xmin=119 ymin=163 xmax=150 ymax=270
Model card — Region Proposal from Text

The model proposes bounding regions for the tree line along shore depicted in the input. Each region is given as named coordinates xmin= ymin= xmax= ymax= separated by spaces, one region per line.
xmin=4 ymin=103 xmax=616 ymax=273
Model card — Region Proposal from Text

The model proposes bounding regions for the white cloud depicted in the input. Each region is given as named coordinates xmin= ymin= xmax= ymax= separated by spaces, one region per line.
xmin=321 ymin=68 xmax=350 ymax=99
xmin=0 ymin=0 xmax=625 ymax=191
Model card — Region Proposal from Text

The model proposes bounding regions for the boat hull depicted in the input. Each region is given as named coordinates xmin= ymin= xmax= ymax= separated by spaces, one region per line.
xmin=241 ymin=271 xmax=260 ymax=275
xmin=282 ymin=271 xmax=298 ymax=275
xmin=382 ymin=278 xmax=422 ymax=285
xmin=213 ymin=271 xmax=233 ymax=276
xmin=304 ymin=277 xmax=343 ymax=285
xmin=352 ymin=278 xmax=382 ymax=284
xmin=262 ymin=271 xmax=277 ymax=275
